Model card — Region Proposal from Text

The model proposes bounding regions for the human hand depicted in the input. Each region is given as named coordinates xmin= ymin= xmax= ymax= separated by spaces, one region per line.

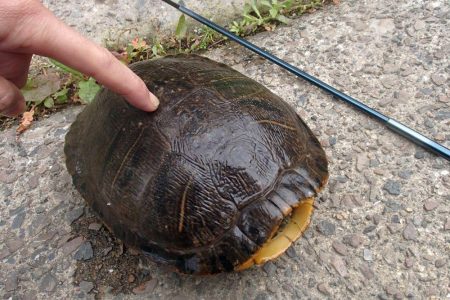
xmin=0 ymin=0 xmax=159 ymax=117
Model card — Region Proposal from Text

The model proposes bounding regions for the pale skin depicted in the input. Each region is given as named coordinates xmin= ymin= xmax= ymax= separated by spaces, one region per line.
xmin=0 ymin=0 xmax=160 ymax=117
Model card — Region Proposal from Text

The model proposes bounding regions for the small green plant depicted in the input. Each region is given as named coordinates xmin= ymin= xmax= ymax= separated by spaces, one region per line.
xmin=231 ymin=0 xmax=292 ymax=35
xmin=151 ymin=40 xmax=167 ymax=57
xmin=77 ymin=78 xmax=101 ymax=104
xmin=118 ymin=37 xmax=168 ymax=63
xmin=188 ymin=26 xmax=222 ymax=51
xmin=230 ymin=0 xmax=326 ymax=36
xmin=175 ymin=14 xmax=188 ymax=41
xmin=49 ymin=59 xmax=101 ymax=105
xmin=125 ymin=37 xmax=151 ymax=62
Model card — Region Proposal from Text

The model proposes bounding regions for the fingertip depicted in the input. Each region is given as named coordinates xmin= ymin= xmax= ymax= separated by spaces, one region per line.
xmin=147 ymin=92 xmax=160 ymax=111
xmin=124 ymin=77 xmax=159 ymax=112
xmin=129 ymin=91 xmax=159 ymax=112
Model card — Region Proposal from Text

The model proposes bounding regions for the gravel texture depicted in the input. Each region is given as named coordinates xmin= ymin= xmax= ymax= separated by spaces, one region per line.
xmin=43 ymin=0 xmax=247 ymax=44
xmin=1 ymin=0 xmax=449 ymax=299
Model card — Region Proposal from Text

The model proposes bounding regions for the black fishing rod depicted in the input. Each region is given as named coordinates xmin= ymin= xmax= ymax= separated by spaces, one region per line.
xmin=161 ymin=0 xmax=450 ymax=161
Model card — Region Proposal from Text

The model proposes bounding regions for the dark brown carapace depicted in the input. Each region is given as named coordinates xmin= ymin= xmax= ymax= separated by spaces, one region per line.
xmin=64 ymin=54 xmax=328 ymax=274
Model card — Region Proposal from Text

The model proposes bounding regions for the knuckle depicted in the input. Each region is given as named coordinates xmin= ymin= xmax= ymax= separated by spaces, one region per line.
xmin=0 ymin=88 xmax=16 ymax=112
xmin=0 ymin=78 xmax=23 ymax=115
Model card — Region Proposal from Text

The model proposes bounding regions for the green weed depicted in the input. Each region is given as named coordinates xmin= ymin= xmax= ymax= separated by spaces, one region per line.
xmin=230 ymin=0 xmax=326 ymax=35
xmin=48 ymin=59 xmax=101 ymax=105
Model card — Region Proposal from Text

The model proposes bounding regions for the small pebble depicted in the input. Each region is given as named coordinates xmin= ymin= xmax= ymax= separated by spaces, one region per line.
xmin=434 ymin=258 xmax=446 ymax=268
xmin=359 ymin=263 xmax=375 ymax=280
xmin=79 ymin=281 xmax=94 ymax=293
xmin=316 ymin=220 xmax=336 ymax=236
xmin=430 ymin=73 xmax=446 ymax=86
xmin=39 ymin=273 xmax=57 ymax=293
xmin=414 ymin=150 xmax=425 ymax=159
xmin=391 ymin=215 xmax=400 ymax=223
xmin=403 ymin=223 xmax=417 ymax=240
xmin=317 ymin=283 xmax=331 ymax=296
xmin=103 ymin=247 xmax=113 ymax=256
xmin=373 ymin=215 xmax=381 ymax=225
xmin=65 ymin=207 xmax=84 ymax=225
xmin=285 ymin=246 xmax=297 ymax=258
xmin=343 ymin=234 xmax=363 ymax=248
xmin=363 ymin=248 xmax=373 ymax=261
xmin=331 ymin=256 xmax=348 ymax=277
xmin=88 ymin=223 xmax=102 ymax=231
xmin=356 ymin=154 xmax=369 ymax=172
xmin=307 ymin=277 xmax=316 ymax=288
xmin=132 ymin=278 xmax=158 ymax=295
xmin=262 ymin=261 xmax=277 ymax=276
xmin=5 ymin=272 xmax=18 ymax=292
xmin=329 ymin=137 xmax=337 ymax=146
xmin=332 ymin=240 xmax=348 ymax=256
xmin=398 ymin=170 xmax=412 ymax=179
xmin=6 ymin=237 xmax=24 ymax=252
xmin=404 ymin=257 xmax=414 ymax=268
xmin=73 ymin=242 xmax=94 ymax=261
xmin=62 ymin=236 xmax=84 ymax=255
xmin=412 ymin=215 xmax=423 ymax=227
xmin=383 ymin=180 xmax=401 ymax=196
xmin=11 ymin=212 xmax=26 ymax=229
xmin=363 ymin=225 xmax=377 ymax=234
xmin=385 ymin=286 xmax=397 ymax=295
xmin=423 ymin=199 xmax=439 ymax=211
xmin=385 ymin=200 xmax=403 ymax=212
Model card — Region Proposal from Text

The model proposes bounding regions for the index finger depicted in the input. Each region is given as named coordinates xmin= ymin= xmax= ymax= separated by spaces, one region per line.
xmin=22 ymin=3 xmax=159 ymax=111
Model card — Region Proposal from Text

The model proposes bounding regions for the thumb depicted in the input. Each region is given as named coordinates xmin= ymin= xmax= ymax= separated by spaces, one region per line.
xmin=0 ymin=76 xmax=26 ymax=117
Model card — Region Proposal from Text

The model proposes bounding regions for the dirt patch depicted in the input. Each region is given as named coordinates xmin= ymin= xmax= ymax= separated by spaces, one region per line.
xmin=71 ymin=213 xmax=162 ymax=297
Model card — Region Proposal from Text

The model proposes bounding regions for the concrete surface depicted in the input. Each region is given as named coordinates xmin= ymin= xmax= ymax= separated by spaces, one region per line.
xmin=43 ymin=0 xmax=247 ymax=44
xmin=1 ymin=0 xmax=450 ymax=299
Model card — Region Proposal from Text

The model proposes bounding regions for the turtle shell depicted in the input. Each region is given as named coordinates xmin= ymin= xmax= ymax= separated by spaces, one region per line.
xmin=64 ymin=54 xmax=328 ymax=274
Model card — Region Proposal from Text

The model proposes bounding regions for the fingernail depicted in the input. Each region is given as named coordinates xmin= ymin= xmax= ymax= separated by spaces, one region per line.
xmin=149 ymin=92 xmax=160 ymax=111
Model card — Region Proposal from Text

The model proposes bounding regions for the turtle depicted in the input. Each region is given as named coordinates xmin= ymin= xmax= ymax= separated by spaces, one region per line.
xmin=64 ymin=54 xmax=328 ymax=275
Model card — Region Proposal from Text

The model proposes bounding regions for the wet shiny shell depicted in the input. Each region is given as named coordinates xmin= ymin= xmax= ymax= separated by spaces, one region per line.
xmin=64 ymin=54 xmax=328 ymax=274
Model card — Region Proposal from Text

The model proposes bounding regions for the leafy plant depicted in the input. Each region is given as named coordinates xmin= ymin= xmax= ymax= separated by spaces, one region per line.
xmin=21 ymin=73 xmax=61 ymax=107
xmin=125 ymin=37 xmax=151 ymax=62
xmin=231 ymin=0 xmax=292 ymax=35
xmin=53 ymin=88 xmax=69 ymax=104
xmin=230 ymin=0 xmax=327 ymax=36
xmin=49 ymin=59 xmax=101 ymax=106
xmin=77 ymin=78 xmax=101 ymax=104
xmin=152 ymin=41 xmax=167 ymax=57
xmin=175 ymin=14 xmax=188 ymax=41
